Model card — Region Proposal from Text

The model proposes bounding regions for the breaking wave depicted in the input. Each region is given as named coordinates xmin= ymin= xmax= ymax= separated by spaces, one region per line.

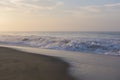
xmin=0 ymin=35 xmax=120 ymax=56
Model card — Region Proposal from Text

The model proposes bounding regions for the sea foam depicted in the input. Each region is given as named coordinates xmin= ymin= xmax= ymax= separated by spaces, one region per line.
xmin=0 ymin=35 xmax=120 ymax=56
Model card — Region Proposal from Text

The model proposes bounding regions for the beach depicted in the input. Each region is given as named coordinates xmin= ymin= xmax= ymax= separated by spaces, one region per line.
xmin=0 ymin=0 xmax=119 ymax=79
xmin=2 ymin=45 xmax=120 ymax=80
xmin=0 ymin=47 xmax=74 ymax=80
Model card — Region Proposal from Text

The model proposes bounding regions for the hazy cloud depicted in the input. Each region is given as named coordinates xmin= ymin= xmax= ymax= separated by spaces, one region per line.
xmin=77 ymin=3 xmax=120 ymax=13
xmin=0 ymin=0 xmax=120 ymax=31
xmin=79 ymin=6 xmax=101 ymax=13
xmin=0 ymin=0 xmax=64 ymax=12
xmin=104 ymin=3 xmax=120 ymax=7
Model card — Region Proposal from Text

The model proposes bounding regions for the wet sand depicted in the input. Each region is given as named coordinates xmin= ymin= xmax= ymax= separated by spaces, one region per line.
xmin=0 ymin=47 xmax=74 ymax=80
xmin=6 ymin=46 xmax=120 ymax=80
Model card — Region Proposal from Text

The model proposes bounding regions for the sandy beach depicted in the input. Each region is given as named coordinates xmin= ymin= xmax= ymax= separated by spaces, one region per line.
xmin=1 ymin=45 xmax=120 ymax=80
xmin=4 ymin=45 xmax=120 ymax=80
xmin=0 ymin=47 xmax=74 ymax=80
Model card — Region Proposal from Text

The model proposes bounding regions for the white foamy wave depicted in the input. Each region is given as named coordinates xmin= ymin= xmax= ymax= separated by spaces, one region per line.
xmin=0 ymin=35 xmax=120 ymax=55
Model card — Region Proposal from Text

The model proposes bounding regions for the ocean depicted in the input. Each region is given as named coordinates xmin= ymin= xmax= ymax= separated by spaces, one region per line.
xmin=0 ymin=31 xmax=120 ymax=55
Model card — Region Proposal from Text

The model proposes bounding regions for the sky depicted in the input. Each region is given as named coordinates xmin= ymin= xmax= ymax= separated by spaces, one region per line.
xmin=0 ymin=0 xmax=120 ymax=31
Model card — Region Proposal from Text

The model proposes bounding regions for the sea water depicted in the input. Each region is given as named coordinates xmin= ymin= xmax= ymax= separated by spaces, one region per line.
xmin=0 ymin=31 xmax=120 ymax=55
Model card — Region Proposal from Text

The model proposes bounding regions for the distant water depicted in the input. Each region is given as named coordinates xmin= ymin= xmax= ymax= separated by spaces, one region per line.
xmin=0 ymin=31 xmax=120 ymax=55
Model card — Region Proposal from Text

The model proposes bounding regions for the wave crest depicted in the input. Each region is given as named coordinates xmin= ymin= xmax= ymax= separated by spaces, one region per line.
xmin=0 ymin=35 xmax=120 ymax=55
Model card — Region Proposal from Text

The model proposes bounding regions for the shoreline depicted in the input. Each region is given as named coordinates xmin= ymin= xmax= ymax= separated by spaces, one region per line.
xmin=0 ymin=47 xmax=75 ymax=80
xmin=1 ymin=45 xmax=120 ymax=80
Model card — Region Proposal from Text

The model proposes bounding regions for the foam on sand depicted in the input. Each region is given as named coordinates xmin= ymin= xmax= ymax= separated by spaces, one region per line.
xmin=2 ymin=45 xmax=120 ymax=80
